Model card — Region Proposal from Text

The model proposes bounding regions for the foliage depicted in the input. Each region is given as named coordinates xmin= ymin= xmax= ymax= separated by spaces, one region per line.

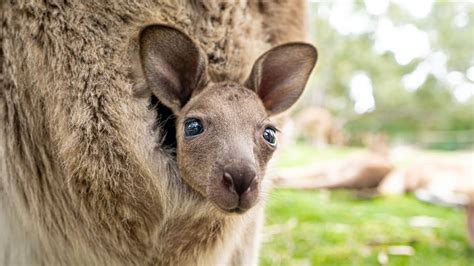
xmin=299 ymin=2 xmax=474 ymax=149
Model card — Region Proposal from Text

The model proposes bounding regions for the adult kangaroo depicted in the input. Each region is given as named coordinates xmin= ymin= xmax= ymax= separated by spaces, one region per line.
xmin=1 ymin=1 xmax=313 ymax=265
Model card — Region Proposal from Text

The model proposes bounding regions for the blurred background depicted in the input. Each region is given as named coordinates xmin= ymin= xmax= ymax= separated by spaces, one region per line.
xmin=261 ymin=1 xmax=474 ymax=265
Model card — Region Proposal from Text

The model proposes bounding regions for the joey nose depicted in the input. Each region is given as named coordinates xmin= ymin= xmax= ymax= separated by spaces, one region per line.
xmin=222 ymin=163 xmax=257 ymax=196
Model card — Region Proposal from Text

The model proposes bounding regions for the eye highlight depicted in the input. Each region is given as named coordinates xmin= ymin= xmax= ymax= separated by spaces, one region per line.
xmin=262 ymin=127 xmax=277 ymax=146
xmin=184 ymin=118 xmax=204 ymax=137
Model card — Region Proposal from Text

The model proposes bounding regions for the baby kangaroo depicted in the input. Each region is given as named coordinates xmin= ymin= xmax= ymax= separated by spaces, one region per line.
xmin=139 ymin=24 xmax=317 ymax=213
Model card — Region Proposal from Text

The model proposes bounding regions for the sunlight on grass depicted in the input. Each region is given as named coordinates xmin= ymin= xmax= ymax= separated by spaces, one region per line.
xmin=276 ymin=143 xmax=361 ymax=168
xmin=261 ymin=190 xmax=474 ymax=266
xmin=262 ymin=145 xmax=474 ymax=265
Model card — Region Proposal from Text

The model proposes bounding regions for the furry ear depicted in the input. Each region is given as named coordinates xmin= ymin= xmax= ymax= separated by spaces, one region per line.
xmin=245 ymin=43 xmax=317 ymax=115
xmin=139 ymin=25 xmax=209 ymax=112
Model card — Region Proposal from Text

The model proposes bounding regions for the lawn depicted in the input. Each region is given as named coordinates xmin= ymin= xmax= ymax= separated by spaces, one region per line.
xmin=260 ymin=145 xmax=474 ymax=265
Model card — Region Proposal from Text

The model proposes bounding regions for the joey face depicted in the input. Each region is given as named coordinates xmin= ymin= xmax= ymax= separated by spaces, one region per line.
xmin=176 ymin=83 xmax=276 ymax=212
xmin=138 ymin=24 xmax=317 ymax=213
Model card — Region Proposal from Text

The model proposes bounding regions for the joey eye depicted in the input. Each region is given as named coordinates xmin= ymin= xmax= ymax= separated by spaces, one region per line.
xmin=262 ymin=127 xmax=277 ymax=146
xmin=184 ymin=118 xmax=204 ymax=137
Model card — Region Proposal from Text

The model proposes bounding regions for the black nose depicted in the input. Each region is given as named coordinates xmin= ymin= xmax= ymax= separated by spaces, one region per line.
xmin=222 ymin=163 xmax=257 ymax=196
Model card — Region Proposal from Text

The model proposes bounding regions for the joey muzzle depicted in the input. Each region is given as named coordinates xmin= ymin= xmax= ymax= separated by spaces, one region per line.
xmin=222 ymin=160 xmax=257 ymax=197
xmin=219 ymin=159 xmax=259 ymax=213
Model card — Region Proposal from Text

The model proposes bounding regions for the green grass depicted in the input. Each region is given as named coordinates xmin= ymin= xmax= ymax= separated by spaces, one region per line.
xmin=261 ymin=190 xmax=473 ymax=266
xmin=261 ymin=146 xmax=474 ymax=265
xmin=275 ymin=143 xmax=361 ymax=168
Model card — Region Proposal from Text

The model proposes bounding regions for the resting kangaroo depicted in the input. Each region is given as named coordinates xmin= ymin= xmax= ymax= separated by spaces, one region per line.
xmin=1 ymin=1 xmax=315 ymax=265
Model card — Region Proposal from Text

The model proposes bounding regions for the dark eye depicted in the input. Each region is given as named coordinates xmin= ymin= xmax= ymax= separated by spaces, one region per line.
xmin=184 ymin=118 xmax=204 ymax=137
xmin=263 ymin=127 xmax=277 ymax=146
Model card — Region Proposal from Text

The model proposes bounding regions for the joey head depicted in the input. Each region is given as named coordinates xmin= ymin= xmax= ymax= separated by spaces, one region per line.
xmin=139 ymin=25 xmax=317 ymax=213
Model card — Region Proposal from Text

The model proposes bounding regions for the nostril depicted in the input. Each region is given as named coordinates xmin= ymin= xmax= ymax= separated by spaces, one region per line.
xmin=247 ymin=177 xmax=258 ymax=193
xmin=241 ymin=176 xmax=256 ymax=195
xmin=233 ymin=175 xmax=256 ymax=196
xmin=223 ymin=172 xmax=234 ymax=191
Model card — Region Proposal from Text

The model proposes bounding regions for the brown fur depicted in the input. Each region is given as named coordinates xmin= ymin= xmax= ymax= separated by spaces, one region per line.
xmin=294 ymin=107 xmax=345 ymax=147
xmin=468 ymin=203 xmax=474 ymax=248
xmin=275 ymin=152 xmax=393 ymax=190
xmin=1 ymin=0 xmax=311 ymax=265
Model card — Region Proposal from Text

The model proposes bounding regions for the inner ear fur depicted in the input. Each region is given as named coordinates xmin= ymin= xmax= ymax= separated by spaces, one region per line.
xmin=139 ymin=24 xmax=209 ymax=112
xmin=245 ymin=43 xmax=318 ymax=115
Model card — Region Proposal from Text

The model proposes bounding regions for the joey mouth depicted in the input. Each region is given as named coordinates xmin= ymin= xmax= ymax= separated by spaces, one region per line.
xmin=229 ymin=207 xmax=246 ymax=214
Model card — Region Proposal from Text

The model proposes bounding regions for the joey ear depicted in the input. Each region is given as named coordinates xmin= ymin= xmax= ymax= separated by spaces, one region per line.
xmin=139 ymin=25 xmax=209 ymax=112
xmin=245 ymin=43 xmax=317 ymax=115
